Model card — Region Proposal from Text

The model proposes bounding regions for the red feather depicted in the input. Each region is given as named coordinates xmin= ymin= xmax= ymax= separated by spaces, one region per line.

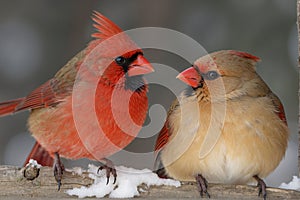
xmin=268 ymin=92 xmax=287 ymax=126
xmin=229 ymin=50 xmax=261 ymax=62
xmin=91 ymin=11 xmax=123 ymax=40
xmin=24 ymin=142 xmax=53 ymax=167
xmin=0 ymin=98 xmax=24 ymax=117
xmin=155 ymin=120 xmax=170 ymax=152
xmin=275 ymin=101 xmax=287 ymax=126
xmin=154 ymin=120 xmax=171 ymax=178
xmin=15 ymin=80 xmax=62 ymax=111
xmin=0 ymin=11 xmax=153 ymax=175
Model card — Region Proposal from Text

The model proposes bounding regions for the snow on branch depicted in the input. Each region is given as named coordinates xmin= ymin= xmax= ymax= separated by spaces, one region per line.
xmin=0 ymin=165 xmax=300 ymax=199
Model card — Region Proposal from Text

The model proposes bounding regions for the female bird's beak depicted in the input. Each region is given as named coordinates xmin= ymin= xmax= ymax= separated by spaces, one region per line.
xmin=127 ymin=55 xmax=154 ymax=77
xmin=177 ymin=67 xmax=201 ymax=88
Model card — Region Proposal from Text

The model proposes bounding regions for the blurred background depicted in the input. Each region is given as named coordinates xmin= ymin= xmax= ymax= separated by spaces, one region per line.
xmin=0 ymin=0 xmax=297 ymax=187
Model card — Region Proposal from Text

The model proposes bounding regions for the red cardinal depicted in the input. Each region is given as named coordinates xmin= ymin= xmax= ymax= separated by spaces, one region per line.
xmin=155 ymin=50 xmax=288 ymax=199
xmin=0 ymin=11 xmax=154 ymax=189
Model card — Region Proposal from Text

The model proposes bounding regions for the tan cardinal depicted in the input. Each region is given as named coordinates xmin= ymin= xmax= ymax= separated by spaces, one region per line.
xmin=155 ymin=50 xmax=288 ymax=199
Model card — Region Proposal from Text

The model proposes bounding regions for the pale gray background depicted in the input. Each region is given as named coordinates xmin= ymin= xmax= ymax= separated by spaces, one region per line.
xmin=0 ymin=0 xmax=297 ymax=187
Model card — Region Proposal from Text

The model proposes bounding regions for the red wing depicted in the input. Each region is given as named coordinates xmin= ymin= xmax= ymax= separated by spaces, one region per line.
xmin=268 ymin=92 xmax=287 ymax=126
xmin=154 ymin=120 xmax=171 ymax=178
xmin=0 ymin=79 xmax=65 ymax=115
xmin=155 ymin=120 xmax=170 ymax=152
xmin=15 ymin=79 xmax=66 ymax=111
xmin=155 ymin=99 xmax=179 ymax=151
xmin=14 ymin=50 xmax=83 ymax=111
xmin=275 ymin=100 xmax=287 ymax=125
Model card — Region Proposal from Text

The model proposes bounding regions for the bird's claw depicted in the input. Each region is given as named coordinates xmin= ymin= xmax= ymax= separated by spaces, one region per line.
xmin=97 ymin=161 xmax=117 ymax=185
xmin=53 ymin=153 xmax=64 ymax=191
xmin=254 ymin=175 xmax=267 ymax=200
xmin=195 ymin=174 xmax=210 ymax=198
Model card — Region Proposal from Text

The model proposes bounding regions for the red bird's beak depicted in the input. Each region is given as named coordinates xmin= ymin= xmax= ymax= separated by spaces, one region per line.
xmin=127 ymin=55 xmax=154 ymax=77
xmin=177 ymin=67 xmax=201 ymax=88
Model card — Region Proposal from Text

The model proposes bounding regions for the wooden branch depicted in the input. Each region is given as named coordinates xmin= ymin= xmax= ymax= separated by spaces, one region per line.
xmin=0 ymin=165 xmax=299 ymax=199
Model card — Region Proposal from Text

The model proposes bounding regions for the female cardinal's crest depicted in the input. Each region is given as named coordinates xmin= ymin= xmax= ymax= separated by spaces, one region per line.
xmin=92 ymin=11 xmax=123 ymax=40
xmin=228 ymin=50 xmax=261 ymax=62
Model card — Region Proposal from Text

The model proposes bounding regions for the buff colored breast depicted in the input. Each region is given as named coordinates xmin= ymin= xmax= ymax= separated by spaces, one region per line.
xmin=161 ymin=96 xmax=288 ymax=184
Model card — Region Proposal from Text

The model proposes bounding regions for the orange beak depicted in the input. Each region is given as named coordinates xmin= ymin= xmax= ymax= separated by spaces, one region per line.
xmin=127 ymin=55 xmax=154 ymax=77
xmin=176 ymin=67 xmax=201 ymax=88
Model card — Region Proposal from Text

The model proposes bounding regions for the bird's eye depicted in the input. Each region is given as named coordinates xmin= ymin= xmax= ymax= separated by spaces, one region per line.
xmin=204 ymin=71 xmax=220 ymax=80
xmin=115 ymin=56 xmax=126 ymax=65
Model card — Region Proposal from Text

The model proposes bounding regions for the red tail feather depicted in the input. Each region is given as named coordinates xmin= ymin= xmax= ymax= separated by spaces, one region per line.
xmin=0 ymin=98 xmax=24 ymax=117
xmin=24 ymin=142 xmax=53 ymax=167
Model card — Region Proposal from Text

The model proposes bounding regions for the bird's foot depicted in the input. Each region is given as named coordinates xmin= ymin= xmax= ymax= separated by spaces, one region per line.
xmin=97 ymin=158 xmax=117 ymax=185
xmin=195 ymin=174 xmax=210 ymax=198
xmin=254 ymin=175 xmax=267 ymax=200
xmin=155 ymin=168 xmax=170 ymax=179
xmin=53 ymin=152 xmax=65 ymax=191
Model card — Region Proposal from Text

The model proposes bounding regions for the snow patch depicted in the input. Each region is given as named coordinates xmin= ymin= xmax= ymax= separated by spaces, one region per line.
xmin=66 ymin=164 xmax=180 ymax=198
xmin=66 ymin=167 xmax=84 ymax=176
xmin=279 ymin=176 xmax=300 ymax=191
xmin=25 ymin=159 xmax=41 ymax=169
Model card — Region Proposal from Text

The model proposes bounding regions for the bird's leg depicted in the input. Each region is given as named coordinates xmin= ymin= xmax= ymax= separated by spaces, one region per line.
xmin=97 ymin=158 xmax=117 ymax=184
xmin=254 ymin=175 xmax=267 ymax=200
xmin=195 ymin=174 xmax=210 ymax=198
xmin=53 ymin=152 xmax=65 ymax=191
